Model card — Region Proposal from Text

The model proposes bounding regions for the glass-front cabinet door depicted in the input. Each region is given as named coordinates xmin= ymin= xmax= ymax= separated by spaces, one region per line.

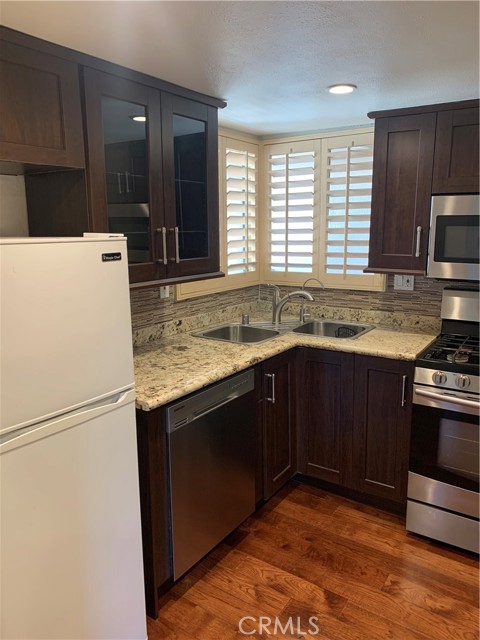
xmin=83 ymin=69 xmax=220 ymax=285
xmin=102 ymin=97 xmax=150 ymax=263
xmin=161 ymin=94 xmax=220 ymax=280
xmin=83 ymin=68 xmax=164 ymax=284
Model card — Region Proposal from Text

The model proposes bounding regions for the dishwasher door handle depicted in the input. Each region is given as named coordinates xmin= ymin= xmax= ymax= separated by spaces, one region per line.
xmin=191 ymin=394 xmax=238 ymax=422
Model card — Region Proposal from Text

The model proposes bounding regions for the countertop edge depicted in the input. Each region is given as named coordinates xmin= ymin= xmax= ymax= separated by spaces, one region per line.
xmin=134 ymin=327 xmax=437 ymax=412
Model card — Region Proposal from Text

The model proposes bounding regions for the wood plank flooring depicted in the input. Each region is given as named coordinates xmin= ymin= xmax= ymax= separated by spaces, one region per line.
xmin=147 ymin=482 xmax=479 ymax=640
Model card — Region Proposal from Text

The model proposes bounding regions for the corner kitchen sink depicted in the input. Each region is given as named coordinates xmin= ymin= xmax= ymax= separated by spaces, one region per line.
xmin=193 ymin=323 xmax=279 ymax=344
xmin=292 ymin=320 xmax=374 ymax=339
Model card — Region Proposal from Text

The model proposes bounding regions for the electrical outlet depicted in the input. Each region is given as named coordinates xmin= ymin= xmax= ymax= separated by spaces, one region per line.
xmin=159 ymin=285 xmax=170 ymax=299
xmin=393 ymin=275 xmax=415 ymax=291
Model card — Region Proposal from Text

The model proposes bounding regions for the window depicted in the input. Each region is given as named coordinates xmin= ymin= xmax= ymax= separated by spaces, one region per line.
xmin=225 ymin=144 xmax=257 ymax=276
xmin=176 ymin=134 xmax=260 ymax=299
xmin=266 ymin=141 xmax=318 ymax=278
xmin=178 ymin=127 xmax=384 ymax=300
xmin=264 ymin=132 xmax=384 ymax=291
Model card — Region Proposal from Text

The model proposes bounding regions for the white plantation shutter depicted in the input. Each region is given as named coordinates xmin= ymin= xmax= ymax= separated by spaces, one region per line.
xmin=178 ymin=128 xmax=384 ymax=300
xmin=225 ymin=145 xmax=257 ymax=275
xmin=319 ymin=133 xmax=383 ymax=289
xmin=267 ymin=142 xmax=317 ymax=277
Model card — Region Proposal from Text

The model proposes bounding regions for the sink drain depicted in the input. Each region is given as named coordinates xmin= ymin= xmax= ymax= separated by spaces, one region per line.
xmin=335 ymin=326 xmax=357 ymax=338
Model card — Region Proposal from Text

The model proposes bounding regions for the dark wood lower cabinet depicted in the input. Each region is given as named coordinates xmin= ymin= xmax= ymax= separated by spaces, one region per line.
xmin=297 ymin=348 xmax=354 ymax=486
xmin=352 ymin=355 xmax=413 ymax=504
xmin=254 ymin=366 xmax=266 ymax=505
xmin=262 ymin=350 xmax=297 ymax=500
xmin=137 ymin=348 xmax=414 ymax=619
xmin=135 ymin=408 xmax=172 ymax=620
xmin=297 ymin=349 xmax=413 ymax=506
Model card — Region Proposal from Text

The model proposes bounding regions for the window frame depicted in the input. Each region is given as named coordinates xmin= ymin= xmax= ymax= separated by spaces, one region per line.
xmin=261 ymin=128 xmax=385 ymax=291
xmin=177 ymin=126 xmax=385 ymax=300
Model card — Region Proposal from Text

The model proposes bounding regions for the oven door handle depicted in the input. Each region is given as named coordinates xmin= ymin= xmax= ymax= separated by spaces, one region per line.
xmin=414 ymin=387 xmax=480 ymax=410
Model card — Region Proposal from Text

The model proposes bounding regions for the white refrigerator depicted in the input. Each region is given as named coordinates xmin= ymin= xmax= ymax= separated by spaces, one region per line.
xmin=0 ymin=237 xmax=147 ymax=640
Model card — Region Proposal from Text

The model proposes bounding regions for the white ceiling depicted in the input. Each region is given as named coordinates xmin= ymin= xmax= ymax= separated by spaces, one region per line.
xmin=1 ymin=1 xmax=479 ymax=136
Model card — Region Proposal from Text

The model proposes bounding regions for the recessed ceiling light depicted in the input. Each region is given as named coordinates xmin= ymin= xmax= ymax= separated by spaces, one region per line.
xmin=130 ymin=115 xmax=146 ymax=122
xmin=328 ymin=84 xmax=357 ymax=95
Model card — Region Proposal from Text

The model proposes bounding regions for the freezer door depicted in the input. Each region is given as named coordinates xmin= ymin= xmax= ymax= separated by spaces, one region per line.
xmin=0 ymin=390 xmax=146 ymax=640
xmin=0 ymin=238 xmax=135 ymax=434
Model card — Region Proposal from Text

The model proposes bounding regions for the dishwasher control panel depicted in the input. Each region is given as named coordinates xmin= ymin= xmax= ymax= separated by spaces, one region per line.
xmin=166 ymin=369 xmax=255 ymax=432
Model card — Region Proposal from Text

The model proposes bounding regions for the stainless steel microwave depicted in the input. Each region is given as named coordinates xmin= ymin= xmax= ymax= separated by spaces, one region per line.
xmin=427 ymin=194 xmax=480 ymax=281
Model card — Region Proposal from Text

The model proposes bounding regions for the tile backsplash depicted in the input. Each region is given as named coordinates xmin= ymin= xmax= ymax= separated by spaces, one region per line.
xmin=130 ymin=276 xmax=465 ymax=347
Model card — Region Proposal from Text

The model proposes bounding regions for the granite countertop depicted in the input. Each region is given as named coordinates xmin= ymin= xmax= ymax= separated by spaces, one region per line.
xmin=134 ymin=321 xmax=437 ymax=411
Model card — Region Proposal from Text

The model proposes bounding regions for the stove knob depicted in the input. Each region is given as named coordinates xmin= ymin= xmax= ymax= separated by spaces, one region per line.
xmin=455 ymin=375 xmax=471 ymax=389
xmin=432 ymin=371 xmax=447 ymax=385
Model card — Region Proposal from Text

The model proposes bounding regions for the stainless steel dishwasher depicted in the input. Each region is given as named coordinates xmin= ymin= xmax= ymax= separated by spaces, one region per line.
xmin=166 ymin=369 xmax=255 ymax=579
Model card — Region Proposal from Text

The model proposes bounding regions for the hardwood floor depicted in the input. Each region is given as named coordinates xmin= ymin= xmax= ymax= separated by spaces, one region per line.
xmin=147 ymin=482 xmax=479 ymax=639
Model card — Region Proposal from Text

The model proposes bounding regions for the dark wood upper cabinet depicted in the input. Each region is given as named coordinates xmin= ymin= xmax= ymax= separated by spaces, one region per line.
xmin=263 ymin=350 xmax=296 ymax=500
xmin=0 ymin=35 xmax=84 ymax=171
xmin=367 ymin=113 xmax=437 ymax=275
xmin=352 ymin=355 xmax=413 ymax=504
xmin=161 ymin=94 xmax=220 ymax=280
xmin=83 ymin=68 xmax=221 ymax=286
xmin=83 ymin=67 xmax=164 ymax=284
xmin=432 ymin=107 xmax=479 ymax=194
xmin=366 ymin=99 xmax=479 ymax=275
xmin=1 ymin=26 xmax=223 ymax=287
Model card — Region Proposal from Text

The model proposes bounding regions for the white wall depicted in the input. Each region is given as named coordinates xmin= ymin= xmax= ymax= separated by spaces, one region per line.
xmin=0 ymin=175 xmax=29 ymax=236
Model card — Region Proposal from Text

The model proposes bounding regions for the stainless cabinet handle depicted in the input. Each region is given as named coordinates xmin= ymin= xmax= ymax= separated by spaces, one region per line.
xmin=125 ymin=171 xmax=131 ymax=193
xmin=117 ymin=173 xmax=123 ymax=194
xmin=156 ymin=227 xmax=167 ymax=265
xmin=174 ymin=226 xmax=180 ymax=264
xmin=265 ymin=373 xmax=275 ymax=404
xmin=401 ymin=375 xmax=407 ymax=407
xmin=415 ymin=226 xmax=422 ymax=258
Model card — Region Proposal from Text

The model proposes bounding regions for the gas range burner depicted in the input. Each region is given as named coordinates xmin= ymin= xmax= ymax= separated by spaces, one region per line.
xmin=446 ymin=351 xmax=471 ymax=364
xmin=418 ymin=333 xmax=480 ymax=374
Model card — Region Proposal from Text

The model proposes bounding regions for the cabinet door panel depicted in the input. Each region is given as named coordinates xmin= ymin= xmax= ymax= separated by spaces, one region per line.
xmin=162 ymin=94 xmax=220 ymax=279
xmin=353 ymin=356 xmax=413 ymax=504
xmin=367 ymin=113 xmax=436 ymax=274
xmin=263 ymin=351 xmax=296 ymax=499
xmin=0 ymin=40 xmax=84 ymax=168
xmin=83 ymin=68 xmax=164 ymax=283
xmin=298 ymin=349 xmax=354 ymax=486
xmin=136 ymin=409 xmax=172 ymax=620
xmin=433 ymin=107 xmax=479 ymax=194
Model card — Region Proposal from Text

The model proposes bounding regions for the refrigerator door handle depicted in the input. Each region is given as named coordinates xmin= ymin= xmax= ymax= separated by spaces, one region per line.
xmin=0 ymin=389 xmax=136 ymax=450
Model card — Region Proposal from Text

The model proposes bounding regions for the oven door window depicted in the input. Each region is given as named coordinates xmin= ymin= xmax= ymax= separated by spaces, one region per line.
xmin=410 ymin=403 xmax=479 ymax=492
xmin=433 ymin=215 xmax=480 ymax=264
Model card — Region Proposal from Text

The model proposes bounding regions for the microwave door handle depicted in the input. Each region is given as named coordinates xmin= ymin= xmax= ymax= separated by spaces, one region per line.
xmin=415 ymin=388 xmax=479 ymax=410
xmin=415 ymin=226 xmax=422 ymax=258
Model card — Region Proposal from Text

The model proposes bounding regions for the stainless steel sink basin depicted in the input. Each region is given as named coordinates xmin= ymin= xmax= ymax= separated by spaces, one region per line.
xmin=193 ymin=323 xmax=279 ymax=344
xmin=292 ymin=320 xmax=374 ymax=339
xmin=249 ymin=320 xmax=300 ymax=333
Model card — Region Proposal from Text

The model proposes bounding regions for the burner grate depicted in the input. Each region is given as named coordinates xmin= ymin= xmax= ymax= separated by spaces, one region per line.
xmin=423 ymin=333 xmax=479 ymax=367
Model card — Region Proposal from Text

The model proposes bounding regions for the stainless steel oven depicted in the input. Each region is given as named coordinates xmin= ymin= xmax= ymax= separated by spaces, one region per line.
xmin=407 ymin=289 xmax=479 ymax=553
xmin=427 ymin=195 xmax=479 ymax=281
